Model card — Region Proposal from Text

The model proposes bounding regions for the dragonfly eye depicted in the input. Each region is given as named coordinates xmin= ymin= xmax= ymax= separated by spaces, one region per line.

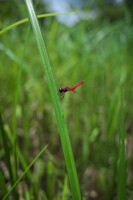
xmin=59 ymin=88 xmax=63 ymax=93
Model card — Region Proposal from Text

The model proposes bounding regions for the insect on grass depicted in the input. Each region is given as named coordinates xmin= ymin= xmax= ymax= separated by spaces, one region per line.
xmin=58 ymin=81 xmax=84 ymax=100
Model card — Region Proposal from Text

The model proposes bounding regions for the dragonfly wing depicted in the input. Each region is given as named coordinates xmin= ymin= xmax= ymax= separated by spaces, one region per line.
xmin=58 ymin=90 xmax=65 ymax=101
xmin=71 ymin=90 xmax=77 ymax=93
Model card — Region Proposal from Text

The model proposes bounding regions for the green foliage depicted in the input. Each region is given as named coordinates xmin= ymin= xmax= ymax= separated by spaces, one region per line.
xmin=0 ymin=112 xmax=18 ymax=199
xmin=3 ymin=144 xmax=48 ymax=200
xmin=24 ymin=0 xmax=82 ymax=199
xmin=0 ymin=1 xmax=132 ymax=200
xmin=117 ymin=92 xmax=127 ymax=200
xmin=0 ymin=11 xmax=78 ymax=35
xmin=97 ymin=0 xmax=125 ymax=20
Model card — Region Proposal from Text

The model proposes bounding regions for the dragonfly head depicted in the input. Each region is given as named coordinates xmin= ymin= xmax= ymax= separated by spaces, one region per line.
xmin=59 ymin=88 xmax=63 ymax=93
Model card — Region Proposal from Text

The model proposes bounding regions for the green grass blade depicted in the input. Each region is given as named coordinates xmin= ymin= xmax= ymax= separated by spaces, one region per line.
xmin=5 ymin=125 xmax=33 ymax=182
xmin=2 ymin=144 xmax=48 ymax=200
xmin=0 ymin=112 xmax=18 ymax=199
xmin=107 ymin=87 xmax=120 ymax=139
xmin=12 ymin=26 xmax=31 ymax=181
xmin=62 ymin=175 xmax=68 ymax=200
xmin=0 ymin=43 xmax=38 ymax=80
xmin=117 ymin=91 xmax=127 ymax=200
xmin=0 ymin=43 xmax=20 ymax=64
xmin=24 ymin=0 xmax=82 ymax=199
xmin=0 ymin=170 xmax=8 ymax=198
xmin=0 ymin=11 xmax=78 ymax=35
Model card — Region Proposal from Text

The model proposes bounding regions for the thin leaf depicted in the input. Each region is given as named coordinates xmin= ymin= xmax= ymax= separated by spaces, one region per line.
xmin=2 ymin=144 xmax=48 ymax=200
xmin=0 ymin=43 xmax=38 ymax=80
xmin=0 ymin=170 xmax=8 ymax=198
xmin=24 ymin=0 xmax=82 ymax=199
xmin=12 ymin=26 xmax=31 ymax=181
xmin=62 ymin=175 xmax=68 ymax=200
xmin=0 ymin=112 xmax=18 ymax=199
xmin=117 ymin=91 xmax=127 ymax=200
xmin=0 ymin=11 xmax=78 ymax=35
xmin=5 ymin=125 xmax=33 ymax=182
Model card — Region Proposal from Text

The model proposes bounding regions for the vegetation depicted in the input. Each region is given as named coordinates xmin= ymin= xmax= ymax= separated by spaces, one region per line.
xmin=0 ymin=1 xmax=133 ymax=199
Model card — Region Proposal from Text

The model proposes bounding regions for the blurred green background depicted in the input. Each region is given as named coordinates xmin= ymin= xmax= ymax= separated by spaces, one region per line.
xmin=0 ymin=0 xmax=133 ymax=199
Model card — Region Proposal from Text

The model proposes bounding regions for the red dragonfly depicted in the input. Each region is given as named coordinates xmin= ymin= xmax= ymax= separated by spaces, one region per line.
xmin=58 ymin=81 xmax=84 ymax=99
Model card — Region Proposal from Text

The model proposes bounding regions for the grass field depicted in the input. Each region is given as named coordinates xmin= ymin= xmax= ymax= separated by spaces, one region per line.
xmin=0 ymin=1 xmax=132 ymax=199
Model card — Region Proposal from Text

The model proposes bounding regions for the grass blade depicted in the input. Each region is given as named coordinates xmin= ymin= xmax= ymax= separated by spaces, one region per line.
xmin=0 ymin=112 xmax=18 ymax=199
xmin=0 ymin=43 xmax=38 ymax=80
xmin=62 ymin=175 xmax=68 ymax=200
xmin=12 ymin=26 xmax=31 ymax=182
xmin=2 ymin=144 xmax=48 ymax=200
xmin=24 ymin=0 xmax=82 ymax=199
xmin=117 ymin=91 xmax=127 ymax=200
xmin=5 ymin=125 xmax=33 ymax=182
xmin=0 ymin=170 xmax=8 ymax=198
xmin=0 ymin=11 xmax=78 ymax=35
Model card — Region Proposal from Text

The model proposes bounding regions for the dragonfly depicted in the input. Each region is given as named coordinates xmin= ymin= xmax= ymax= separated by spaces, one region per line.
xmin=58 ymin=80 xmax=84 ymax=99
